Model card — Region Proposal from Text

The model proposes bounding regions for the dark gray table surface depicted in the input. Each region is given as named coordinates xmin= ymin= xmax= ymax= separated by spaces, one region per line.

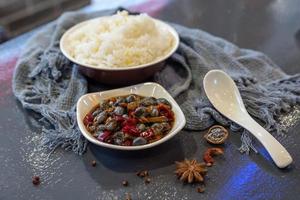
xmin=1 ymin=0 xmax=300 ymax=199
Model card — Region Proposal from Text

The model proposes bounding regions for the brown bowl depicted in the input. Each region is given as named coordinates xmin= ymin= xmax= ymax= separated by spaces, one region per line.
xmin=78 ymin=61 xmax=165 ymax=85
xmin=59 ymin=16 xmax=179 ymax=85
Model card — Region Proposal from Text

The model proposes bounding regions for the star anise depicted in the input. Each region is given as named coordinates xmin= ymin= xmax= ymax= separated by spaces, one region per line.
xmin=175 ymin=159 xmax=207 ymax=183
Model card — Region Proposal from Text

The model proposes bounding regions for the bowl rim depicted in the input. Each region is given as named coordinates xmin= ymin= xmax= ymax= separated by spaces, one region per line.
xmin=60 ymin=16 xmax=180 ymax=71
xmin=76 ymin=82 xmax=186 ymax=150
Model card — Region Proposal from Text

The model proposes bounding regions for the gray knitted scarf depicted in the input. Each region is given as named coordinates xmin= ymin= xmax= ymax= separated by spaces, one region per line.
xmin=12 ymin=9 xmax=300 ymax=155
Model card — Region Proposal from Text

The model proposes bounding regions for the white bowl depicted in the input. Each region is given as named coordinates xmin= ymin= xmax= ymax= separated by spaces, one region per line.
xmin=76 ymin=82 xmax=186 ymax=150
xmin=60 ymin=16 xmax=179 ymax=85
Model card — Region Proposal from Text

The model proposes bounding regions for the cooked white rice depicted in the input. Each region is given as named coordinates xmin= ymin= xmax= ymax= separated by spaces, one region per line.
xmin=65 ymin=11 xmax=174 ymax=68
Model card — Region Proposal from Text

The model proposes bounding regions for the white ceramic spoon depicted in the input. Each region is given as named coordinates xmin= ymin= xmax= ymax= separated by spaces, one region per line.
xmin=203 ymin=70 xmax=293 ymax=168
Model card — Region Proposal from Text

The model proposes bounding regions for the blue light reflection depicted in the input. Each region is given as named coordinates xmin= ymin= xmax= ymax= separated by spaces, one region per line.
xmin=215 ymin=162 xmax=258 ymax=200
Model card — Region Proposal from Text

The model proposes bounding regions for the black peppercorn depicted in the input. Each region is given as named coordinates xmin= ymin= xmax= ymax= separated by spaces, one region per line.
xmin=145 ymin=177 xmax=151 ymax=184
xmin=122 ymin=180 xmax=129 ymax=187
xmin=91 ymin=160 xmax=97 ymax=167
xmin=32 ymin=176 xmax=40 ymax=185
xmin=197 ymin=186 xmax=205 ymax=193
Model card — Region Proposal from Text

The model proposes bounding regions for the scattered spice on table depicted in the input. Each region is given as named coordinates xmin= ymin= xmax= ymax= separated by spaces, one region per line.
xmin=122 ymin=180 xmax=129 ymax=187
xmin=91 ymin=160 xmax=97 ymax=167
xmin=204 ymin=125 xmax=228 ymax=144
xmin=32 ymin=176 xmax=40 ymax=186
xmin=206 ymin=162 xmax=213 ymax=167
xmin=83 ymin=94 xmax=175 ymax=146
xmin=125 ymin=193 xmax=132 ymax=200
xmin=203 ymin=147 xmax=224 ymax=166
xmin=136 ymin=170 xmax=149 ymax=178
xmin=197 ymin=186 xmax=205 ymax=193
xmin=144 ymin=177 xmax=151 ymax=184
xmin=175 ymin=159 xmax=207 ymax=183
xmin=174 ymin=144 xmax=226 ymax=193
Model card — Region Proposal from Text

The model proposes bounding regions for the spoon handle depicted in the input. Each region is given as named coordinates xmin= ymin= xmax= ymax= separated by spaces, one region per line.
xmin=241 ymin=116 xmax=293 ymax=168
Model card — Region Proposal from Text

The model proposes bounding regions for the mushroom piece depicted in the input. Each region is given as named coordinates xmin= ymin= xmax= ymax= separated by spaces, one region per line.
xmin=141 ymin=97 xmax=157 ymax=106
xmin=94 ymin=111 xmax=108 ymax=124
xmin=105 ymin=119 xmax=118 ymax=131
xmin=114 ymin=106 xmax=125 ymax=116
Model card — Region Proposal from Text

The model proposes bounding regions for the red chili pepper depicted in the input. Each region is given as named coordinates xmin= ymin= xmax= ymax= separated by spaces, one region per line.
xmin=115 ymin=115 xmax=125 ymax=123
xmin=122 ymin=140 xmax=132 ymax=146
xmin=203 ymin=147 xmax=224 ymax=165
xmin=83 ymin=113 xmax=94 ymax=126
xmin=128 ymin=110 xmax=135 ymax=118
xmin=127 ymin=117 xmax=138 ymax=125
xmin=122 ymin=117 xmax=138 ymax=127
xmin=157 ymin=104 xmax=174 ymax=121
xmin=97 ymin=130 xmax=111 ymax=142
xmin=105 ymin=137 xmax=113 ymax=144
xmin=122 ymin=125 xmax=131 ymax=133
xmin=122 ymin=125 xmax=140 ymax=136
xmin=140 ymin=128 xmax=154 ymax=139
